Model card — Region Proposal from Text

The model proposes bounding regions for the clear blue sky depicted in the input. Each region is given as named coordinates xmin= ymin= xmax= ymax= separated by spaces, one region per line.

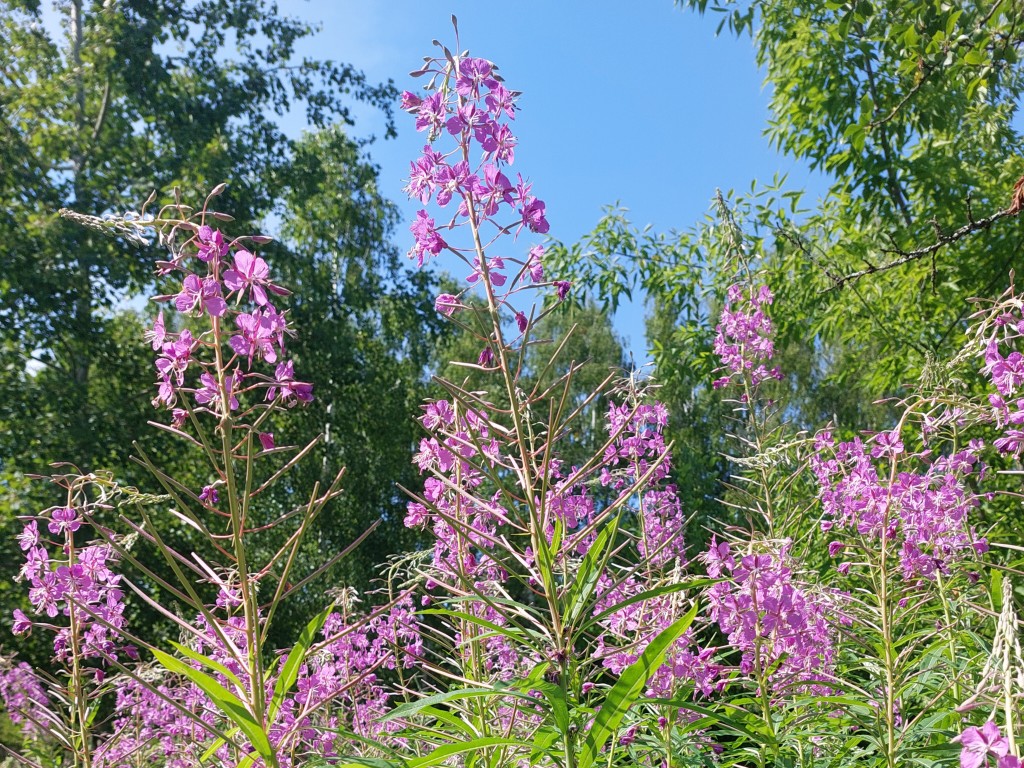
xmin=279 ymin=2 xmax=826 ymax=359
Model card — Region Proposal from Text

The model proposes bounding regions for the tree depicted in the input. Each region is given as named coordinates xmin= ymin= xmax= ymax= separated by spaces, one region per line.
xmin=550 ymin=1 xmax=1024 ymax=535
xmin=0 ymin=0 xmax=448 ymax=659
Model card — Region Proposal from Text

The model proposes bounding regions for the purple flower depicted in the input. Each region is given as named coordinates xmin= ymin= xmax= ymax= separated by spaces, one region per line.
xmin=145 ymin=311 xmax=166 ymax=351
xmin=433 ymin=160 xmax=475 ymax=208
xmin=455 ymin=57 xmax=498 ymax=99
xmin=519 ymin=196 xmax=549 ymax=235
xmin=28 ymin=572 xmax=63 ymax=618
xmin=953 ymin=722 xmax=1010 ymax=768
xmin=485 ymin=83 xmax=517 ymax=119
xmin=475 ymin=164 xmax=513 ymax=218
xmin=481 ymin=122 xmax=516 ymax=165
xmin=11 ymin=609 xmax=32 ymax=635
xmin=230 ymin=310 xmax=279 ymax=365
xmin=554 ymin=281 xmax=571 ymax=301
xmin=266 ymin=360 xmax=314 ymax=405
xmin=527 ymin=245 xmax=545 ymax=282
xmin=408 ymin=211 xmax=447 ymax=266
xmin=16 ymin=521 xmax=38 ymax=552
xmin=223 ymin=249 xmax=287 ymax=306
xmin=258 ymin=432 xmax=275 ymax=452
xmin=48 ymin=507 xmax=80 ymax=536
xmin=435 ymin=294 xmax=461 ymax=316
xmin=405 ymin=145 xmax=444 ymax=204
xmin=400 ymin=90 xmax=422 ymax=111
xmin=199 ymin=485 xmax=219 ymax=506
xmin=195 ymin=371 xmax=240 ymax=412
xmin=196 ymin=225 xmax=229 ymax=263
xmin=467 ymin=256 xmax=507 ymax=287
xmin=155 ymin=330 xmax=196 ymax=404
xmin=415 ymin=92 xmax=447 ymax=134
xmin=174 ymin=274 xmax=226 ymax=317
xmin=446 ymin=101 xmax=487 ymax=136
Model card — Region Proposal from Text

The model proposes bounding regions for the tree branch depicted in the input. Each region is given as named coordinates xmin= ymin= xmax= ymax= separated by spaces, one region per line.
xmin=826 ymin=203 xmax=1019 ymax=292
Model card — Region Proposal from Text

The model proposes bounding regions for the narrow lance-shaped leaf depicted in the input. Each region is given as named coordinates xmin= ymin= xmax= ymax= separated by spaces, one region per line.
xmin=579 ymin=603 xmax=699 ymax=768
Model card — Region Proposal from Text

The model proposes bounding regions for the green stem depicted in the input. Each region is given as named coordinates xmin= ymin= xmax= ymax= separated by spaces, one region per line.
xmin=935 ymin=572 xmax=962 ymax=706
xmin=66 ymin=526 xmax=93 ymax=768
xmin=211 ymin=309 xmax=275 ymax=767
xmin=460 ymin=118 xmax=563 ymax=652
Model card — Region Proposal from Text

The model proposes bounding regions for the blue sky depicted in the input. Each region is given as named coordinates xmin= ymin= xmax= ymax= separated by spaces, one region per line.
xmin=279 ymin=1 xmax=827 ymax=360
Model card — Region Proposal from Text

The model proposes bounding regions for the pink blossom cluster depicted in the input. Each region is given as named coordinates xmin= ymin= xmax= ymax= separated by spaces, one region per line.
xmin=289 ymin=596 xmax=423 ymax=744
xmin=979 ymin=302 xmax=1024 ymax=456
xmin=92 ymin=596 xmax=423 ymax=767
xmin=811 ymin=431 xmax=988 ymax=579
xmin=598 ymin=401 xmax=688 ymax=567
xmin=11 ymin=510 xmax=132 ymax=664
xmin=702 ymin=539 xmax=838 ymax=696
xmin=589 ymin=402 xmax=717 ymax=700
xmin=712 ymin=283 xmax=783 ymax=390
xmin=594 ymin=572 xmax=720 ymax=700
xmin=400 ymin=45 xmax=564 ymax=346
xmin=0 ymin=659 xmax=51 ymax=740
xmin=406 ymin=399 xmax=508 ymax=586
xmin=150 ymin=223 xmax=312 ymax=427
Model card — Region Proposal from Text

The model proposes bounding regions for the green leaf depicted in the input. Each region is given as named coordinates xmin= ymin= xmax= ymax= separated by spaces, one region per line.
xmin=418 ymin=608 xmax=542 ymax=652
xmin=579 ymin=603 xmax=698 ymax=768
xmin=383 ymin=686 xmax=545 ymax=724
xmin=407 ymin=737 xmax=531 ymax=768
xmin=964 ymin=49 xmax=986 ymax=66
xmin=992 ymin=568 xmax=1004 ymax=611
xmin=152 ymin=648 xmax=273 ymax=762
xmin=564 ymin=515 xmax=620 ymax=632
xmin=167 ymin=640 xmax=243 ymax=692
xmin=526 ymin=679 xmax=570 ymax=735
xmin=268 ymin=605 xmax=332 ymax=721
xmin=529 ymin=728 xmax=560 ymax=766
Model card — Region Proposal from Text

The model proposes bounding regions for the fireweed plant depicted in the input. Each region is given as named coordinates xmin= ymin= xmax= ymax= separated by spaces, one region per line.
xmin=1 ymin=188 xmax=421 ymax=768
xmin=2 ymin=24 xmax=1024 ymax=768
